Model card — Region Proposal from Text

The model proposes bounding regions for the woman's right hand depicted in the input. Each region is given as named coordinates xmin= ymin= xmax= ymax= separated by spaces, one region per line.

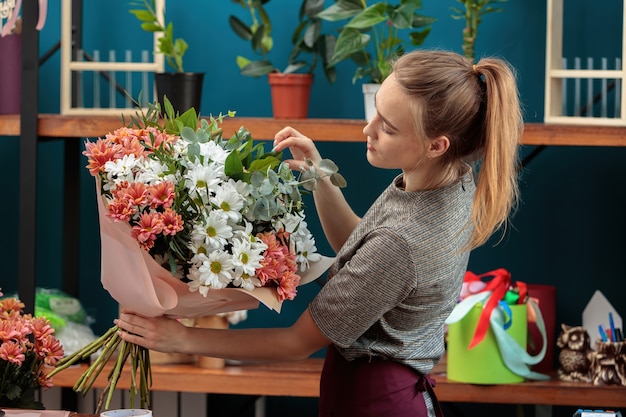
xmin=273 ymin=126 xmax=322 ymax=169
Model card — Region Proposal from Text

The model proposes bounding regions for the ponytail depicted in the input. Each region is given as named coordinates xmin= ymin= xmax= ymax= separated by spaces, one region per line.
xmin=393 ymin=51 xmax=523 ymax=249
xmin=469 ymin=59 xmax=522 ymax=248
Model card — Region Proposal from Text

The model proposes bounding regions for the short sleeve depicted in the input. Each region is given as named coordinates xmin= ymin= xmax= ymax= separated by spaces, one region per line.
xmin=309 ymin=227 xmax=418 ymax=348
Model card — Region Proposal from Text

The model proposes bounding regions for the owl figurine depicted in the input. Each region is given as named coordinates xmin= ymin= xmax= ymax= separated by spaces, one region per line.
xmin=556 ymin=324 xmax=592 ymax=382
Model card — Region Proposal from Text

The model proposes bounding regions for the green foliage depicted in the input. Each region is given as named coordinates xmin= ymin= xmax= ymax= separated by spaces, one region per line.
xmin=318 ymin=0 xmax=436 ymax=84
xmin=125 ymin=96 xmax=346 ymax=223
xmin=129 ymin=0 xmax=188 ymax=72
xmin=229 ymin=0 xmax=337 ymax=83
xmin=450 ymin=0 xmax=507 ymax=63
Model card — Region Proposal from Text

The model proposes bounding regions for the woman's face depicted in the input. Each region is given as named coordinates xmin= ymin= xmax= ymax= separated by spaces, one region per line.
xmin=362 ymin=75 xmax=426 ymax=172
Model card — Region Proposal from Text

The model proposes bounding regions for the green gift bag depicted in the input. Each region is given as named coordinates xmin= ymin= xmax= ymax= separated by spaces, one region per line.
xmin=446 ymin=290 xmax=549 ymax=384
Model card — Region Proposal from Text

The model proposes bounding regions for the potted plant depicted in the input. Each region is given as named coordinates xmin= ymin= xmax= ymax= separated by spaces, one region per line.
xmin=317 ymin=0 xmax=436 ymax=120
xmin=130 ymin=0 xmax=204 ymax=114
xmin=229 ymin=0 xmax=337 ymax=118
xmin=450 ymin=0 xmax=507 ymax=63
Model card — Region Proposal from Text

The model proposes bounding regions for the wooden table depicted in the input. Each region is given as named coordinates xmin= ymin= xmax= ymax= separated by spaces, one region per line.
xmin=48 ymin=358 xmax=626 ymax=408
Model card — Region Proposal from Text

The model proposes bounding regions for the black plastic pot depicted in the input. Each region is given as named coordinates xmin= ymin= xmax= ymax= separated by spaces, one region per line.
xmin=154 ymin=72 xmax=205 ymax=115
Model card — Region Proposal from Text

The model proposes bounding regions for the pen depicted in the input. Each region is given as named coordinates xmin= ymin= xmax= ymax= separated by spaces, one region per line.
xmin=599 ymin=324 xmax=608 ymax=342
xmin=615 ymin=328 xmax=623 ymax=343
xmin=609 ymin=312 xmax=616 ymax=342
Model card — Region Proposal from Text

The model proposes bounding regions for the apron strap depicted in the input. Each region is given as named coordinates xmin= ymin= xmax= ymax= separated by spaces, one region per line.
xmin=416 ymin=374 xmax=444 ymax=417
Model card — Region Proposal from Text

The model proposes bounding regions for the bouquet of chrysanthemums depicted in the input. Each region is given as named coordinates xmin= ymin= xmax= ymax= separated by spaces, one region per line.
xmin=49 ymin=102 xmax=344 ymax=413
xmin=0 ymin=288 xmax=64 ymax=410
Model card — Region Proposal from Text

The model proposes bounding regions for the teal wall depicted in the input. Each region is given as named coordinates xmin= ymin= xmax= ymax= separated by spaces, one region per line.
xmin=1 ymin=1 xmax=625 ymax=414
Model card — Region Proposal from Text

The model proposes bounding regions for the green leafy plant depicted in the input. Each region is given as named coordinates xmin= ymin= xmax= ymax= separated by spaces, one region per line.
xmin=129 ymin=0 xmax=188 ymax=72
xmin=450 ymin=0 xmax=507 ymax=63
xmin=318 ymin=0 xmax=436 ymax=84
xmin=229 ymin=0 xmax=337 ymax=83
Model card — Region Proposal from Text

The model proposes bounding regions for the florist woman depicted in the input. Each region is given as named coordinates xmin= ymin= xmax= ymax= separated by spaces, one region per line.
xmin=116 ymin=49 xmax=523 ymax=417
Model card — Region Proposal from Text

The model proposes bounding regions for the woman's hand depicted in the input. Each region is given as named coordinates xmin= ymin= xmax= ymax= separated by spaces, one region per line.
xmin=115 ymin=310 xmax=189 ymax=353
xmin=273 ymin=126 xmax=323 ymax=168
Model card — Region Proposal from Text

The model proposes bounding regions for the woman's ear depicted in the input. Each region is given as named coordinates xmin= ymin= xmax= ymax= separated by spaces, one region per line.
xmin=428 ymin=135 xmax=450 ymax=159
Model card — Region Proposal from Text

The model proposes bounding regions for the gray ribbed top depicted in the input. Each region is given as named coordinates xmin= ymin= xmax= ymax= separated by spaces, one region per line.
xmin=310 ymin=170 xmax=475 ymax=374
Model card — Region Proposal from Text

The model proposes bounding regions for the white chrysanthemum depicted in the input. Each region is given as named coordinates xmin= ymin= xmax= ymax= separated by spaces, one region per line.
xmin=104 ymin=154 xmax=140 ymax=185
xmin=184 ymin=164 xmax=221 ymax=198
xmin=196 ymin=249 xmax=235 ymax=289
xmin=186 ymin=266 xmax=209 ymax=296
xmin=212 ymin=182 xmax=245 ymax=224
xmin=273 ymin=212 xmax=304 ymax=234
xmin=199 ymin=141 xmax=230 ymax=166
xmin=135 ymin=159 xmax=169 ymax=184
xmin=170 ymin=139 xmax=187 ymax=157
xmin=231 ymin=237 xmax=266 ymax=277
xmin=231 ymin=218 xmax=254 ymax=237
xmin=191 ymin=210 xmax=233 ymax=250
xmin=229 ymin=178 xmax=252 ymax=198
xmin=188 ymin=241 xmax=211 ymax=262
xmin=293 ymin=232 xmax=321 ymax=271
xmin=232 ymin=273 xmax=261 ymax=291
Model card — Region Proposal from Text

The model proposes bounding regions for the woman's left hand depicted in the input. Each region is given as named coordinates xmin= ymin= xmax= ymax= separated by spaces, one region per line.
xmin=115 ymin=310 xmax=189 ymax=353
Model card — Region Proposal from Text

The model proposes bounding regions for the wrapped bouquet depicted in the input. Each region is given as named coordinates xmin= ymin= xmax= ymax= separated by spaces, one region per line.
xmin=49 ymin=102 xmax=343 ymax=412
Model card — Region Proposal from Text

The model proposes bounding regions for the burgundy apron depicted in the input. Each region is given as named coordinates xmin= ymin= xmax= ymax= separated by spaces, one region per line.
xmin=319 ymin=346 xmax=444 ymax=417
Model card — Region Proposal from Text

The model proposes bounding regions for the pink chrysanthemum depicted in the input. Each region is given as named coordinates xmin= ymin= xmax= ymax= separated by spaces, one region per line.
xmin=83 ymin=138 xmax=123 ymax=175
xmin=131 ymin=212 xmax=164 ymax=247
xmin=0 ymin=341 xmax=25 ymax=365
xmin=119 ymin=182 xmax=149 ymax=207
xmin=160 ymin=208 xmax=184 ymax=236
xmin=276 ymin=270 xmax=301 ymax=302
xmin=256 ymin=231 xmax=298 ymax=288
xmin=106 ymin=199 xmax=137 ymax=222
xmin=148 ymin=181 xmax=175 ymax=208
xmin=140 ymin=126 xmax=179 ymax=149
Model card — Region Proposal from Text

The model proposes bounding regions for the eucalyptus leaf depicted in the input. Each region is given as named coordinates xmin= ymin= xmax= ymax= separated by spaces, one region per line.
xmin=318 ymin=159 xmax=339 ymax=175
xmin=330 ymin=172 xmax=348 ymax=188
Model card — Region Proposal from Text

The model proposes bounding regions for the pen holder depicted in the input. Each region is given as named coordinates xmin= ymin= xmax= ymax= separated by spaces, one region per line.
xmin=589 ymin=340 xmax=626 ymax=386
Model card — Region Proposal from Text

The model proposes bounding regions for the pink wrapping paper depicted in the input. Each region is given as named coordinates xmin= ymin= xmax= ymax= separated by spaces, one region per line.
xmin=96 ymin=183 xmax=334 ymax=318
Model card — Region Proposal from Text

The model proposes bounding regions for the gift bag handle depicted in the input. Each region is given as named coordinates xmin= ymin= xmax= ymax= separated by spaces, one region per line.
xmin=490 ymin=298 xmax=549 ymax=380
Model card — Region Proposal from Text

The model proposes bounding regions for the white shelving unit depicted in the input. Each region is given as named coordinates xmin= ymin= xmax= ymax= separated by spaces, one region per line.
xmin=544 ymin=0 xmax=626 ymax=125
xmin=60 ymin=0 xmax=164 ymax=115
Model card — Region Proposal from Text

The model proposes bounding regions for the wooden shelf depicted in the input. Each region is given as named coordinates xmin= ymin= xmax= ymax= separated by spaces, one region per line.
xmin=9 ymin=114 xmax=626 ymax=410
xmin=48 ymin=359 xmax=626 ymax=408
xmin=1 ymin=114 xmax=626 ymax=146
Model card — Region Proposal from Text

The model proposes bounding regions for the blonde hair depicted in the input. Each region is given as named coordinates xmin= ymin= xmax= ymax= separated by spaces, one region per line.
xmin=393 ymin=50 xmax=522 ymax=249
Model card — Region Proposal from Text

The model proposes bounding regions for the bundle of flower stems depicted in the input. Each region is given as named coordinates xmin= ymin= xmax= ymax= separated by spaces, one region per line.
xmin=48 ymin=325 xmax=151 ymax=414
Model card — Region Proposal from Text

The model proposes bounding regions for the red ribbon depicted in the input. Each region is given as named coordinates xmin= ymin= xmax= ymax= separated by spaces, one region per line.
xmin=463 ymin=268 xmax=512 ymax=349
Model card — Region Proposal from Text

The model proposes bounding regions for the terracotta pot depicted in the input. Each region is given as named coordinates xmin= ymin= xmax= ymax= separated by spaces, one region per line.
xmin=267 ymin=73 xmax=313 ymax=119
xmin=194 ymin=315 xmax=229 ymax=369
